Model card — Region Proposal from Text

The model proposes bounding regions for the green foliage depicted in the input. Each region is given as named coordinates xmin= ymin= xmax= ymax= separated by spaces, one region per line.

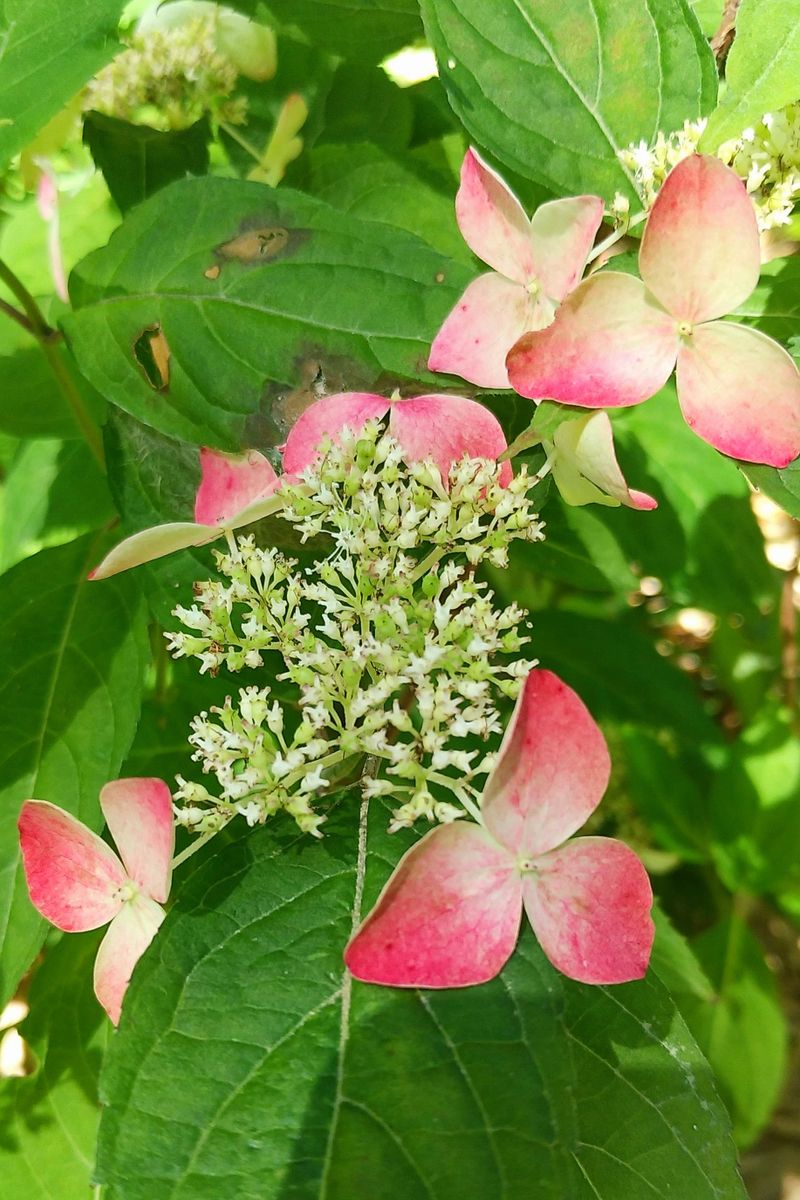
xmin=96 ymin=806 xmax=746 ymax=1200
xmin=83 ymin=112 xmax=211 ymax=212
xmin=0 ymin=0 xmax=122 ymax=167
xmin=0 ymin=535 xmax=149 ymax=1007
xmin=254 ymin=0 xmax=422 ymax=63
xmin=64 ymin=177 xmax=472 ymax=448
xmin=0 ymin=933 xmax=107 ymax=1199
xmin=700 ymin=0 xmax=800 ymax=149
xmin=420 ymin=0 xmax=717 ymax=199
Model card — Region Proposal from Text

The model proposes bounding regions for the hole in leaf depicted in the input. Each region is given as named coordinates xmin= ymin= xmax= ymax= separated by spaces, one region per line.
xmin=133 ymin=324 xmax=171 ymax=391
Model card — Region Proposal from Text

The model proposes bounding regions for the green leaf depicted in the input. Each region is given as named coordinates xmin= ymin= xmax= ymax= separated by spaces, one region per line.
xmin=97 ymin=803 xmax=745 ymax=1199
xmin=689 ymin=0 xmax=724 ymax=38
xmin=318 ymin=64 xmax=413 ymax=151
xmin=0 ymin=0 xmax=122 ymax=168
xmin=254 ymin=0 xmax=422 ymax=64
xmin=709 ymin=704 xmax=800 ymax=895
xmin=419 ymin=0 xmax=717 ymax=199
xmin=733 ymin=257 xmax=800 ymax=345
xmin=0 ymin=341 xmax=106 ymax=441
xmin=0 ymin=533 xmax=149 ymax=1007
xmin=700 ymin=0 xmax=800 ymax=150
xmin=0 ymin=932 xmax=107 ymax=1199
xmin=682 ymin=917 xmax=788 ymax=1147
xmin=650 ymin=904 xmax=715 ymax=1005
xmin=742 ymin=458 xmax=800 ymax=520
xmin=64 ymin=176 xmax=472 ymax=448
xmin=619 ymin=730 xmax=711 ymax=863
xmin=83 ymin=112 xmax=211 ymax=213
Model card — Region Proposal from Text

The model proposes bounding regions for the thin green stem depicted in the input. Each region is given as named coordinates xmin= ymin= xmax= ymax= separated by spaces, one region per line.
xmin=410 ymin=546 xmax=444 ymax=583
xmin=0 ymin=257 xmax=51 ymax=334
xmin=218 ymin=120 xmax=264 ymax=165
xmin=171 ymin=824 xmax=225 ymax=870
xmin=0 ymin=296 xmax=35 ymax=335
xmin=585 ymin=209 xmax=647 ymax=267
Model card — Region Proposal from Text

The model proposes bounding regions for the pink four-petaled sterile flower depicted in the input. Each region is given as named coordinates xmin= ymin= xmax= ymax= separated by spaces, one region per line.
xmin=428 ymin=148 xmax=604 ymax=389
xmin=90 ymin=446 xmax=281 ymax=579
xmin=345 ymin=669 xmax=654 ymax=988
xmin=281 ymin=389 xmax=513 ymax=485
xmin=507 ymin=154 xmax=800 ymax=468
xmin=18 ymin=778 xmax=175 ymax=1024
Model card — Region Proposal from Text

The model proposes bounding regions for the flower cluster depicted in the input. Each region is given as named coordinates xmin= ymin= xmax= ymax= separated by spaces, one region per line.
xmin=168 ymin=421 xmax=543 ymax=836
xmin=85 ymin=2 xmax=275 ymax=130
xmin=621 ymin=109 xmax=800 ymax=232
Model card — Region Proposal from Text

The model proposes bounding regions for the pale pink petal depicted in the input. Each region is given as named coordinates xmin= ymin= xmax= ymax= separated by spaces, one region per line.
xmin=100 ymin=779 xmax=174 ymax=904
xmin=506 ymin=273 xmax=678 ymax=408
xmin=553 ymin=412 xmax=657 ymax=509
xmin=194 ymin=448 xmax=279 ymax=525
xmin=345 ymin=823 xmax=521 ymax=988
xmin=529 ymin=195 xmax=604 ymax=302
xmin=93 ymin=893 xmax=165 ymax=1024
xmin=36 ymin=170 xmax=68 ymax=303
xmin=456 ymin=148 xmax=536 ymax=283
xmin=482 ymin=669 xmax=611 ymax=859
xmin=88 ymin=523 xmax=221 ymax=581
xmin=18 ymin=800 xmax=126 ymax=932
xmin=428 ymin=272 xmax=533 ymax=389
xmin=677 ymin=321 xmax=800 ymax=467
xmin=639 ymin=154 xmax=760 ymax=324
xmin=523 ymin=837 xmax=654 ymax=984
xmin=389 ymin=393 xmax=513 ymax=486
xmin=281 ymin=392 xmax=389 ymax=475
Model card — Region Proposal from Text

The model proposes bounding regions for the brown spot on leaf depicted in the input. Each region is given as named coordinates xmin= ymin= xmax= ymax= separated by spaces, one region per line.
xmin=435 ymin=272 xmax=445 ymax=283
xmin=218 ymin=226 xmax=290 ymax=264
xmin=204 ymin=264 xmax=221 ymax=280
xmin=133 ymin=324 xmax=170 ymax=391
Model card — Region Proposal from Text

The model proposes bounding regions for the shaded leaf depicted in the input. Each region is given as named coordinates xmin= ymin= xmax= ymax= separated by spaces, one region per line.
xmin=253 ymin=0 xmax=422 ymax=64
xmin=83 ymin=112 xmax=211 ymax=213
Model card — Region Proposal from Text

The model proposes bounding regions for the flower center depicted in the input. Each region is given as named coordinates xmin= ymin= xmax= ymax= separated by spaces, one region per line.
xmin=677 ymin=319 xmax=693 ymax=338
xmin=517 ymin=856 xmax=537 ymax=874
xmin=526 ymin=278 xmax=540 ymax=298
xmin=115 ymin=880 xmax=138 ymax=903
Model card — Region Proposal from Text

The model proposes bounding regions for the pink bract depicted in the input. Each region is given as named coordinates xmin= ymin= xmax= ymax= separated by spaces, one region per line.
xmin=281 ymin=389 xmax=513 ymax=486
xmin=345 ymin=669 xmax=654 ymax=988
xmin=18 ymin=778 xmax=175 ymax=1024
xmin=507 ymin=154 xmax=800 ymax=468
xmin=429 ymin=148 xmax=604 ymax=388
xmin=89 ymin=447 xmax=281 ymax=580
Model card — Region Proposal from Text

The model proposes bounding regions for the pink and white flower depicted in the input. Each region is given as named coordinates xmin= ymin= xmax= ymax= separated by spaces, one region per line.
xmin=507 ymin=154 xmax=800 ymax=468
xmin=281 ymin=389 xmax=513 ymax=485
xmin=90 ymin=446 xmax=281 ymax=580
xmin=547 ymin=411 xmax=657 ymax=510
xmin=345 ymin=669 xmax=654 ymax=988
xmin=428 ymin=148 xmax=604 ymax=389
xmin=18 ymin=778 xmax=175 ymax=1023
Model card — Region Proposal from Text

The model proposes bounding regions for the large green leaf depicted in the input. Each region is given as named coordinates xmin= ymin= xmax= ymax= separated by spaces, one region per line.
xmin=0 ymin=932 xmax=107 ymax=1198
xmin=96 ymin=802 xmax=745 ymax=1200
xmin=419 ymin=0 xmax=717 ymax=199
xmin=700 ymin=0 xmax=800 ymax=150
xmin=0 ymin=0 xmax=122 ymax=168
xmin=0 ymin=533 xmax=149 ymax=1007
xmin=682 ymin=918 xmax=788 ymax=1148
xmin=254 ymin=0 xmax=422 ymax=63
xmin=64 ymin=176 xmax=472 ymax=448
xmin=83 ymin=112 xmax=211 ymax=213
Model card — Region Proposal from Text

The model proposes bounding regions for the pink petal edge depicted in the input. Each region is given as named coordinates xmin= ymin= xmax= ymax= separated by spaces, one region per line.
xmin=428 ymin=272 xmax=534 ymax=389
xmin=345 ymin=822 xmax=522 ymax=988
xmin=281 ymin=392 xmax=389 ymax=475
xmin=523 ymin=837 xmax=654 ymax=985
xmin=639 ymin=154 xmax=760 ymax=324
xmin=18 ymin=800 xmax=126 ymax=932
xmin=389 ymin=393 xmax=513 ymax=486
xmin=456 ymin=148 xmax=536 ymax=284
xmin=482 ymin=669 xmax=611 ymax=858
xmin=194 ymin=448 xmax=279 ymax=526
xmin=100 ymin=778 xmax=175 ymax=904
xmin=506 ymin=272 xmax=678 ymax=408
xmin=93 ymin=893 xmax=165 ymax=1024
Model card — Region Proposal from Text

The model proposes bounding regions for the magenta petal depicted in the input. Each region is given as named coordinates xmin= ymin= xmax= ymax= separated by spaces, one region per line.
xmin=345 ymin=823 xmax=521 ymax=988
xmin=93 ymin=893 xmax=165 ymax=1024
xmin=100 ymin=779 xmax=175 ymax=904
xmin=482 ymin=669 xmax=611 ymax=859
xmin=390 ymin=393 xmax=513 ymax=485
xmin=639 ymin=155 xmax=760 ymax=323
xmin=456 ymin=148 xmax=535 ymax=283
xmin=529 ymin=195 xmax=604 ymax=302
xmin=281 ymin=392 xmax=389 ymax=474
xmin=677 ymin=321 xmax=800 ymax=467
xmin=506 ymin=273 xmax=678 ymax=408
xmin=428 ymin=272 xmax=533 ymax=389
xmin=18 ymin=800 xmax=126 ymax=932
xmin=523 ymin=837 xmax=654 ymax=985
xmin=194 ymin=448 xmax=279 ymax=525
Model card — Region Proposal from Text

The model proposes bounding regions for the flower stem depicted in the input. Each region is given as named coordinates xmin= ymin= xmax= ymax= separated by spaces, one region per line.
xmin=585 ymin=210 xmax=647 ymax=267
xmin=171 ymin=824 xmax=225 ymax=869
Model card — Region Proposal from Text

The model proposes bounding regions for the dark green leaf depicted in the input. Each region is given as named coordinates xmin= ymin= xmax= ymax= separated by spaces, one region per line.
xmin=0 ymin=0 xmax=122 ymax=168
xmin=318 ymin=65 xmax=413 ymax=150
xmin=254 ymin=0 xmax=422 ymax=63
xmin=420 ymin=0 xmax=717 ymax=198
xmin=65 ymin=176 xmax=473 ymax=448
xmin=0 ymin=533 xmax=149 ymax=1007
xmin=0 ymin=342 xmax=106 ymax=440
xmin=0 ymin=932 xmax=107 ymax=1198
xmin=97 ymin=803 xmax=745 ymax=1199
xmin=83 ymin=112 xmax=211 ymax=213
xmin=682 ymin=917 xmax=788 ymax=1147
xmin=700 ymin=0 xmax=800 ymax=150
